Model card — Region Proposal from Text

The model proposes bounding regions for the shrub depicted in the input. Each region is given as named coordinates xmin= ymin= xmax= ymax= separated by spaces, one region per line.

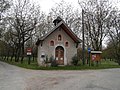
xmin=43 ymin=55 xmax=48 ymax=64
xmin=49 ymin=55 xmax=54 ymax=63
xmin=71 ymin=54 xmax=79 ymax=66
xmin=51 ymin=60 xmax=58 ymax=67
xmin=49 ymin=56 xmax=58 ymax=67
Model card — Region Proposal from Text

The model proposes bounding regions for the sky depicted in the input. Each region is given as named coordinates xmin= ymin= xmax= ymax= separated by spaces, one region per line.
xmin=31 ymin=0 xmax=82 ymax=13
xmin=31 ymin=0 xmax=120 ymax=14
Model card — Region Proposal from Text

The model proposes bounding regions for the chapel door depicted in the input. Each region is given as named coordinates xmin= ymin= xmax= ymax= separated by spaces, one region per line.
xmin=55 ymin=46 xmax=64 ymax=65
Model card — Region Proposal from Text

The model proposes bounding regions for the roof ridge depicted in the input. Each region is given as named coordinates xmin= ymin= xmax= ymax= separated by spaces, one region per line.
xmin=36 ymin=20 xmax=81 ymax=46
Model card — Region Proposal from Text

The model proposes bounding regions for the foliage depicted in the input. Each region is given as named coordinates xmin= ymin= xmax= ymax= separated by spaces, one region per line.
xmin=49 ymin=55 xmax=54 ymax=63
xmin=43 ymin=55 xmax=48 ymax=64
xmin=50 ymin=56 xmax=58 ymax=67
xmin=105 ymin=40 xmax=120 ymax=65
xmin=51 ymin=60 xmax=58 ymax=67
xmin=107 ymin=10 xmax=120 ymax=65
xmin=77 ymin=48 xmax=82 ymax=60
xmin=71 ymin=54 xmax=79 ymax=66
xmin=102 ymin=47 xmax=115 ymax=60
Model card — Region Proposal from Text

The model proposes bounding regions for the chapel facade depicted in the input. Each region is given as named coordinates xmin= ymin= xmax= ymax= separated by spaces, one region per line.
xmin=36 ymin=17 xmax=81 ymax=66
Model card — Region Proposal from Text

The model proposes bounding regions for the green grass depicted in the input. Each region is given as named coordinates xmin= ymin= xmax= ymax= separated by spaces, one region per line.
xmin=0 ymin=57 xmax=39 ymax=69
xmin=0 ymin=57 xmax=120 ymax=70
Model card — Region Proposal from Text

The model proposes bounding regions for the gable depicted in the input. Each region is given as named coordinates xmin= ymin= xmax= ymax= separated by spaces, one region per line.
xmin=44 ymin=26 xmax=76 ymax=47
xmin=36 ymin=21 xmax=81 ymax=46
xmin=60 ymin=23 xmax=81 ymax=43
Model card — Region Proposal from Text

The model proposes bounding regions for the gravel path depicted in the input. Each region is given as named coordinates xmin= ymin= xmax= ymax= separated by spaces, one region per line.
xmin=0 ymin=61 xmax=120 ymax=90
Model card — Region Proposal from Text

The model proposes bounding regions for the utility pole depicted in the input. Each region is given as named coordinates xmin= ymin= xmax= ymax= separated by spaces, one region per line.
xmin=82 ymin=9 xmax=85 ymax=65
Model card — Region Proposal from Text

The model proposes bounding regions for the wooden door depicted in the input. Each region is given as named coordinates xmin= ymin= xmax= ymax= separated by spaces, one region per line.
xmin=55 ymin=46 xmax=64 ymax=65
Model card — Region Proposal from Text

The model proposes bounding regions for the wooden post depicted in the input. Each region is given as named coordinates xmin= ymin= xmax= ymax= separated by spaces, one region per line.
xmin=82 ymin=9 xmax=85 ymax=65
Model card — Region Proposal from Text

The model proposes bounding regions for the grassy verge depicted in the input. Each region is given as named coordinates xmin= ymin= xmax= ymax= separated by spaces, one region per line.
xmin=0 ymin=57 xmax=39 ymax=69
xmin=0 ymin=57 xmax=120 ymax=70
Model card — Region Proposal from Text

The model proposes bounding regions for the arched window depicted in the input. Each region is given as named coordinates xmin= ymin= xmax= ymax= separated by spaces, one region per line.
xmin=58 ymin=35 xmax=62 ymax=41
xmin=65 ymin=42 xmax=68 ymax=47
xmin=50 ymin=40 xmax=54 ymax=46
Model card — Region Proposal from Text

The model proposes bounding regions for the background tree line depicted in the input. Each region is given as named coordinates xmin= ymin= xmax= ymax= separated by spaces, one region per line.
xmin=0 ymin=0 xmax=120 ymax=65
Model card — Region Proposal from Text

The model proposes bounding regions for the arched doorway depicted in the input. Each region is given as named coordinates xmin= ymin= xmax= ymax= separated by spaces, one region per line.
xmin=55 ymin=46 xmax=64 ymax=65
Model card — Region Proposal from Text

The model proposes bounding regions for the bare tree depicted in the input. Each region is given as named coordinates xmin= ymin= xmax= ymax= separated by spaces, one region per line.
xmin=48 ymin=0 xmax=82 ymax=37
xmin=0 ymin=0 xmax=10 ymax=20
xmin=0 ymin=0 xmax=10 ymax=38
xmin=108 ymin=9 xmax=120 ymax=65
xmin=35 ymin=13 xmax=51 ymax=38
xmin=0 ymin=0 xmax=11 ymax=58
xmin=7 ymin=0 xmax=43 ymax=62
xmin=79 ymin=0 xmax=112 ymax=50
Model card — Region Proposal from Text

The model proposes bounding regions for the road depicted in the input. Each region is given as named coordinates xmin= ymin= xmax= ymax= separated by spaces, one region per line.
xmin=0 ymin=61 xmax=120 ymax=90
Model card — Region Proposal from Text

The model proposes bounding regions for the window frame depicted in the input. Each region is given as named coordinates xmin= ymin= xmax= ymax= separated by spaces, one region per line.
xmin=50 ymin=40 xmax=54 ymax=46
xmin=65 ymin=41 xmax=69 ymax=47
xmin=58 ymin=34 xmax=62 ymax=41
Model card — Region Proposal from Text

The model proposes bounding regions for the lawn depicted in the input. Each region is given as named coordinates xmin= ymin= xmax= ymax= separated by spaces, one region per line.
xmin=0 ymin=57 xmax=120 ymax=70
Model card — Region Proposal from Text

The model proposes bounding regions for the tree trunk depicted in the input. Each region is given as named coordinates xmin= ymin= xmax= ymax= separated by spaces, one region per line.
xmin=11 ymin=48 xmax=15 ymax=61
xmin=32 ymin=53 xmax=34 ymax=62
xmin=15 ymin=47 xmax=21 ymax=62
xmin=21 ymin=38 xmax=25 ymax=64
xmin=4 ymin=55 xmax=6 ymax=60
xmin=7 ymin=49 xmax=10 ymax=61
xmin=118 ymin=58 xmax=120 ymax=65
xmin=15 ymin=48 xmax=18 ymax=62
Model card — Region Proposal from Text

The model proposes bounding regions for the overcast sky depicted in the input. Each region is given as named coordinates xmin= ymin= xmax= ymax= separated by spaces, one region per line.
xmin=31 ymin=0 xmax=120 ymax=14
xmin=31 ymin=0 xmax=81 ymax=14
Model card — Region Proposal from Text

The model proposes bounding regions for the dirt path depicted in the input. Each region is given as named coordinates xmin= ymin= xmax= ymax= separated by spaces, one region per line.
xmin=0 ymin=61 xmax=120 ymax=90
